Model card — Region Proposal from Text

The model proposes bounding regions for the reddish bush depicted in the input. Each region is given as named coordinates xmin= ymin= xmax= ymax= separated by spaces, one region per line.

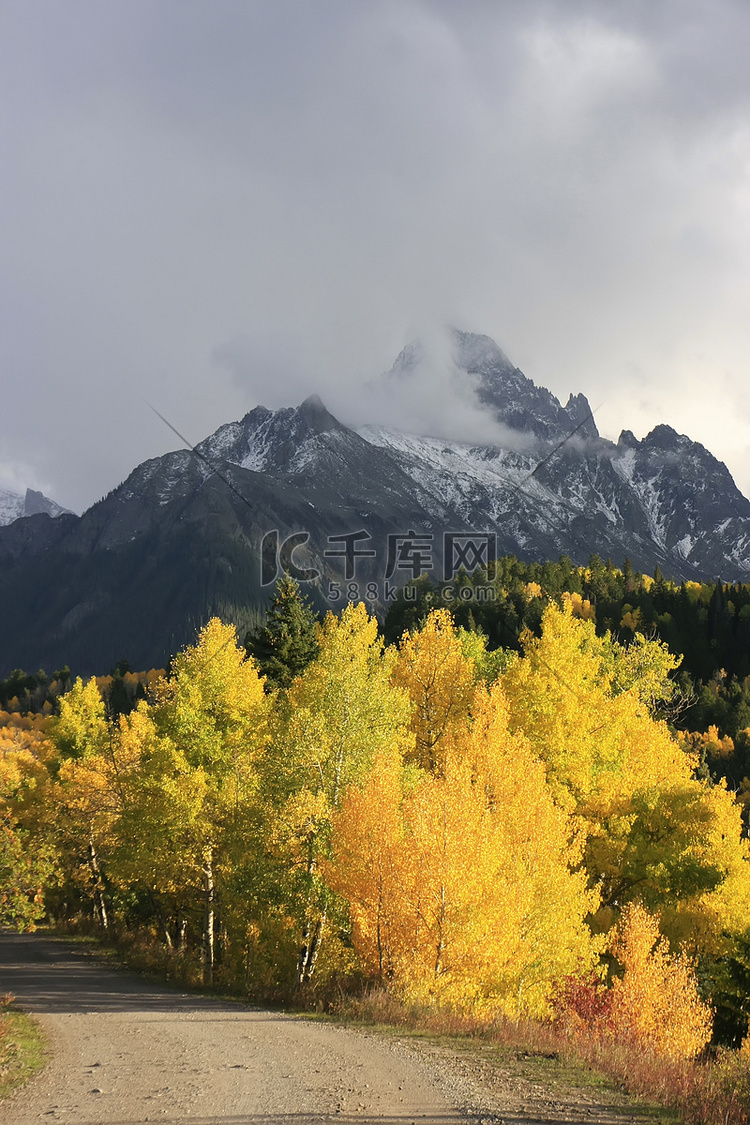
xmin=554 ymin=972 xmax=612 ymax=1033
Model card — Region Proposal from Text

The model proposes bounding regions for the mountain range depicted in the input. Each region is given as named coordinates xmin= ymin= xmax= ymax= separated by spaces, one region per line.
xmin=2 ymin=330 xmax=749 ymax=676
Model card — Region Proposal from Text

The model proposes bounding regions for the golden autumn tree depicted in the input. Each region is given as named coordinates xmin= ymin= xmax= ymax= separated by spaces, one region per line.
xmin=455 ymin=627 xmax=507 ymax=685
xmin=266 ymin=602 xmax=412 ymax=986
xmin=501 ymin=600 xmax=750 ymax=955
xmin=50 ymin=678 xmax=170 ymax=934
xmin=329 ymin=681 xmax=599 ymax=1017
xmin=50 ymin=676 xmax=123 ymax=929
xmin=0 ymin=720 xmax=57 ymax=930
xmin=392 ymin=609 xmax=477 ymax=773
xmin=104 ymin=703 xmax=210 ymax=954
xmin=48 ymin=620 xmax=270 ymax=982
xmin=141 ymin=618 xmax=270 ymax=983
xmin=325 ymin=746 xmax=406 ymax=984
xmin=609 ymin=903 xmax=712 ymax=1059
xmin=500 ymin=599 xmax=683 ymax=807
xmin=585 ymin=773 xmax=750 ymax=955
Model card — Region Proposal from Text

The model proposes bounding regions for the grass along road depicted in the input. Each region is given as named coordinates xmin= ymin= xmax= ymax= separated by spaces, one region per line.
xmin=0 ymin=1003 xmax=47 ymax=1098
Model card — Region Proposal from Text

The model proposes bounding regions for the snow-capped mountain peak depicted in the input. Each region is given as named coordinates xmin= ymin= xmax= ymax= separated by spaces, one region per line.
xmin=0 ymin=487 xmax=71 ymax=528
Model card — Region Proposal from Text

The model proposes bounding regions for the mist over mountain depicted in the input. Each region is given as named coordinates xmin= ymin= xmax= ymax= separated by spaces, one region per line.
xmin=1 ymin=331 xmax=748 ymax=676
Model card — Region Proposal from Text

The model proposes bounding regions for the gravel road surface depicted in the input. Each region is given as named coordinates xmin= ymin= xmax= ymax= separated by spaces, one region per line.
xmin=0 ymin=932 xmax=473 ymax=1125
xmin=0 ymin=932 xmax=657 ymax=1125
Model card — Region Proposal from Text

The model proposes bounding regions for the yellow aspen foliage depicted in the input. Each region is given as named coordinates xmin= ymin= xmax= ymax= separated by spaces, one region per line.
xmin=132 ymin=623 xmax=270 ymax=959
xmin=52 ymin=678 xmax=119 ymax=844
xmin=502 ymin=601 xmax=686 ymax=805
xmin=679 ymin=726 xmax=735 ymax=761
xmin=392 ymin=609 xmax=476 ymax=773
xmin=46 ymin=679 xmax=128 ymax=926
xmin=267 ymin=602 xmax=412 ymax=984
xmin=53 ymin=733 xmax=132 ymax=874
xmin=54 ymin=677 xmax=109 ymax=760
xmin=501 ymin=601 xmax=750 ymax=955
xmin=325 ymin=748 xmax=405 ymax=983
xmin=48 ymin=624 xmax=270 ymax=959
xmin=278 ymin=602 xmax=412 ymax=809
xmin=0 ymin=808 xmax=54 ymax=929
xmin=566 ymin=591 xmax=595 ymax=621
xmin=0 ymin=722 xmax=58 ymax=930
xmin=609 ymin=903 xmax=712 ymax=1059
xmin=502 ymin=602 xmax=633 ymax=806
xmin=329 ymin=682 xmax=599 ymax=1017
xmin=620 ymin=605 xmax=642 ymax=631
xmin=106 ymin=705 xmax=209 ymax=899
xmin=606 ymin=631 xmax=680 ymax=713
xmin=585 ymin=776 xmax=750 ymax=954
xmin=0 ymin=717 xmax=56 ymax=828
xmin=0 ymin=710 xmax=53 ymax=758
xmin=154 ymin=618 xmax=270 ymax=790
xmin=454 ymin=627 xmax=505 ymax=686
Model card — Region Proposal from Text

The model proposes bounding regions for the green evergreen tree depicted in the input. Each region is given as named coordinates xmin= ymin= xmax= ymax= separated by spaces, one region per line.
xmin=245 ymin=574 xmax=319 ymax=691
xmin=623 ymin=556 xmax=636 ymax=595
xmin=105 ymin=661 xmax=133 ymax=721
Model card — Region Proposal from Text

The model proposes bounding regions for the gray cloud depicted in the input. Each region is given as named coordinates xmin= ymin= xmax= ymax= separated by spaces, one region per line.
xmin=1 ymin=0 xmax=750 ymax=512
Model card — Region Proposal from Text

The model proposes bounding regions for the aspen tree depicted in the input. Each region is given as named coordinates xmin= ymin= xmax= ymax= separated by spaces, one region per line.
xmin=502 ymin=601 xmax=750 ymax=954
xmin=609 ymin=903 xmax=712 ymax=1059
xmin=147 ymin=619 xmax=270 ymax=983
xmin=267 ymin=602 xmax=411 ymax=986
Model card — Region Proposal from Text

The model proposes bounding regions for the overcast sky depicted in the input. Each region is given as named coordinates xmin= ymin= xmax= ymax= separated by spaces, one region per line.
xmin=2 ymin=0 xmax=750 ymax=512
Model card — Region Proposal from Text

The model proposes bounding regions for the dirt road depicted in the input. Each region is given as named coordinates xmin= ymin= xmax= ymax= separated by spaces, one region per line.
xmin=0 ymin=932 xmax=660 ymax=1125
xmin=0 ymin=932 xmax=475 ymax=1125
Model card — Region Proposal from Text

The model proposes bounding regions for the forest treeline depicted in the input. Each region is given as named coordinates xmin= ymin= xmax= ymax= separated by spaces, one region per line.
xmin=3 ymin=571 xmax=750 ymax=1066
xmin=385 ymin=553 xmax=750 ymax=686
xmin=6 ymin=553 xmax=750 ymax=737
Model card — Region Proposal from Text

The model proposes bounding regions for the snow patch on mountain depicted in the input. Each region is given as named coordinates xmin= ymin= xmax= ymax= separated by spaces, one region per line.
xmin=203 ymin=421 xmax=245 ymax=462
xmin=628 ymin=475 xmax=671 ymax=549
xmin=675 ymin=534 xmax=694 ymax=559
xmin=237 ymin=421 xmax=275 ymax=472
xmin=284 ymin=428 xmax=345 ymax=475
xmin=357 ymin=424 xmax=579 ymax=529
xmin=612 ymin=447 xmax=637 ymax=484
xmin=0 ymin=488 xmax=24 ymax=526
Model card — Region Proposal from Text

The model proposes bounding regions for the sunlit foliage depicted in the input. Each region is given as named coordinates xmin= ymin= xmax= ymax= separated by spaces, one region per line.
xmin=609 ymin=903 xmax=712 ymax=1059
xmin=2 ymin=594 xmax=749 ymax=1044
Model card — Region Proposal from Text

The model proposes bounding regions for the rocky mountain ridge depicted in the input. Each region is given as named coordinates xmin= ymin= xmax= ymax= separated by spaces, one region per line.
xmin=1 ymin=331 xmax=748 ymax=675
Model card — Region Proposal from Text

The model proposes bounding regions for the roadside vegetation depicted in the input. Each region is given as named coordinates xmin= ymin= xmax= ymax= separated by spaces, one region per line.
xmin=0 ymin=995 xmax=46 ymax=1097
xmin=335 ymin=988 xmax=750 ymax=1125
